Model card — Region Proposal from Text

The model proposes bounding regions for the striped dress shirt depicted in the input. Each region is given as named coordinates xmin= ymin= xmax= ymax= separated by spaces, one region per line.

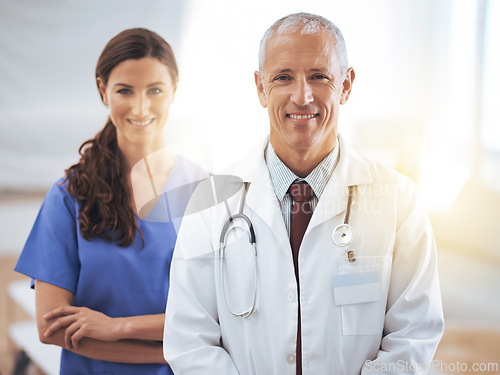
xmin=264 ymin=141 xmax=340 ymax=237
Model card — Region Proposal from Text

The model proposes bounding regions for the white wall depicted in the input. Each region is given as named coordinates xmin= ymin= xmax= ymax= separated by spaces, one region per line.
xmin=0 ymin=0 xmax=187 ymax=189
xmin=0 ymin=0 xmax=454 ymax=189
xmin=1 ymin=0 xmax=498 ymax=217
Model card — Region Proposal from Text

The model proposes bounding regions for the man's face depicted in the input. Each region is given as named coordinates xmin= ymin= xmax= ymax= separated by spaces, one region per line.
xmin=255 ymin=30 xmax=354 ymax=161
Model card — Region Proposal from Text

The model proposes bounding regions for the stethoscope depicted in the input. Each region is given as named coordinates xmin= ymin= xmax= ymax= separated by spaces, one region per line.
xmin=219 ymin=182 xmax=257 ymax=318
xmin=219 ymin=183 xmax=356 ymax=318
xmin=332 ymin=185 xmax=357 ymax=262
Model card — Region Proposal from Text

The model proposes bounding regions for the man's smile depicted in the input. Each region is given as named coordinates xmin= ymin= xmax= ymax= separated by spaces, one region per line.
xmin=287 ymin=113 xmax=319 ymax=120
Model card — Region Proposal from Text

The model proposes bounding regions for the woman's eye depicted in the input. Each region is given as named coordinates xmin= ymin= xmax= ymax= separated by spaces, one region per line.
xmin=117 ymin=88 xmax=132 ymax=95
xmin=148 ymin=88 xmax=162 ymax=95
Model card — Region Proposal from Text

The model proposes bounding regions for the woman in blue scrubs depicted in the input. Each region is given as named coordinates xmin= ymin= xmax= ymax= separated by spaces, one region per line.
xmin=15 ymin=28 xmax=207 ymax=374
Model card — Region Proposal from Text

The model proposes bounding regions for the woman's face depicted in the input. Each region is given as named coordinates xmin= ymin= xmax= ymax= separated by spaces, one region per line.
xmin=98 ymin=57 xmax=176 ymax=151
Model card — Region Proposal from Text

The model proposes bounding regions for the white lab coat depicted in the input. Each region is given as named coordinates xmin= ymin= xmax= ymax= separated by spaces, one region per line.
xmin=164 ymin=135 xmax=444 ymax=375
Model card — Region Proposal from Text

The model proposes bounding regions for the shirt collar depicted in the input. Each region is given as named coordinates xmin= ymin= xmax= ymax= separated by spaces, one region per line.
xmin=265 ymin=140 xmax=340 ymax=201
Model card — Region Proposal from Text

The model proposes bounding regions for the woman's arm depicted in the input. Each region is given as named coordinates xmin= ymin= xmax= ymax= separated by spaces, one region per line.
xmin=35 ymin=280 xmax=166 ymax=364
xmin=43 ymin=306 xmax=165 ymax=344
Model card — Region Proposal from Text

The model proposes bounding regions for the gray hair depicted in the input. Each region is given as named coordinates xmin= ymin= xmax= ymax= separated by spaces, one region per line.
xmin=258 ymin=12 xmax=348 ymax=75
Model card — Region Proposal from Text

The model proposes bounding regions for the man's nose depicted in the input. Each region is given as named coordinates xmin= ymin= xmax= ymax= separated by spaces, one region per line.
xmin=132 ymin=93 xmax=150 ymax=117
xmin=290 ymin=79 xmax=314 ymax=106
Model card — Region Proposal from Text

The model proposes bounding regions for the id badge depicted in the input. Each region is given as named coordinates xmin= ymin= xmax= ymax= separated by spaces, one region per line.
xmin=333 ymin=271 xmax=380 ymax=305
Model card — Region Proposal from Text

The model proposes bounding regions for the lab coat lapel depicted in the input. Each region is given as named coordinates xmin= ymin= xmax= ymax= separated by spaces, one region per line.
xmin=232 ymin=137 xmax=291 ymax=253
xmin=228 ymin=135 xmax=372 ymax=248
xmin=307 ymin=135 xmax=373 ymax=231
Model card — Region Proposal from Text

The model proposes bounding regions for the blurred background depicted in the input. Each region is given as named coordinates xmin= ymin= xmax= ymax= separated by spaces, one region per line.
xmin=1 ymin=0 xmax=499 ymax=374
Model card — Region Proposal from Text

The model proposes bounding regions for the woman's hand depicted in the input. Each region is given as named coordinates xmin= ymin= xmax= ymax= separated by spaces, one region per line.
xmin=35 ymin=281 xmax=165 ymax=363
xmin=43 ymin=306 xmax=123 ymax=349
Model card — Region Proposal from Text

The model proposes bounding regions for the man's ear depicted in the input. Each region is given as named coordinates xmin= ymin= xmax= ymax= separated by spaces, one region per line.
xmin=97 ymin=77 xmax=108 ymax=106
xmin=340 ymin=67 xmax=355 ymax=104
xmin=254 ymin=71 xmax=268 ymax=108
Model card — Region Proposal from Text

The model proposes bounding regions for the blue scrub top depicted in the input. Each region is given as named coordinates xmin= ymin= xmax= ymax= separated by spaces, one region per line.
xmin=15 ymin=156 xmax=208 ymax=375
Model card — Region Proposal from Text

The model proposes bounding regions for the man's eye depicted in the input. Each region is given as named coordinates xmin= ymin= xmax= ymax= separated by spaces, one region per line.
xmin=117 ymin=88 xmax=132 ymax=95
xmin=274 ymin=75 xmax=291 ymax=81
xmin=312 ymin=74 xmax=328 ymax=80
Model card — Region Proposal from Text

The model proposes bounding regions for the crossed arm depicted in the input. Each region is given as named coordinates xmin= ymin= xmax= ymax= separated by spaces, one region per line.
xmin=35 ymin=280 xmax=166 ymax=364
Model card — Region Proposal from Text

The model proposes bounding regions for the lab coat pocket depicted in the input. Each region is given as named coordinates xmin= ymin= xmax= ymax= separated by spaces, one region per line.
xmin=333 ymin=255 xmax=392 ymax=336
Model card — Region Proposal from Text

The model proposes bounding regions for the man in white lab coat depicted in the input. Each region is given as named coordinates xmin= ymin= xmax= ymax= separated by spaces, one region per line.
xmin=164 ymin=12 xmax=444 ymax=375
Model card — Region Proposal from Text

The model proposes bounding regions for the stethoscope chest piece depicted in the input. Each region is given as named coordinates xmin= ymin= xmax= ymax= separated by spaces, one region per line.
xmin=332 ymin=223 xmax=354 ymax=247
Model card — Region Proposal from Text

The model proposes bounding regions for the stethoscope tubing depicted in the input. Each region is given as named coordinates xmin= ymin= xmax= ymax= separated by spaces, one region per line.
xmin=219 ymin=183 xmax=257 ymax=318
xmin=219 ymin=183 xmax=357 ymax=318
xmin=332 ymin=185 xmax=355 ymax=247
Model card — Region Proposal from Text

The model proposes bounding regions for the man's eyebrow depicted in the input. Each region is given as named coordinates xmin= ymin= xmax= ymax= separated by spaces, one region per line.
xmin=310 ymin=68 xmax=331 ymax=73
xmin=113 ymin=82 xmax=166 ymax=88
xmin=269 ymin=68 xmax=331 ymax=75
xmin=270 ymin=69 xmax=292 ymax=75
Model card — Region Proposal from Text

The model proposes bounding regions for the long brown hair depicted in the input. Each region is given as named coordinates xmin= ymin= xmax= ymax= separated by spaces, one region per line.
xmin=64 ymin=28 xmax=179 ymax=247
